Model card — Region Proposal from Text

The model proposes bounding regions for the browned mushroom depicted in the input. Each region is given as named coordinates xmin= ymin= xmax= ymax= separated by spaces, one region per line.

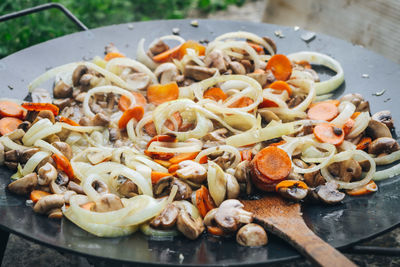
xmin=236 ymin=223 xmax=268 ymax=247
xmin=176 ymin=210 xmax=205 ymax=240
xmin=214 ymin=199 xmax=253 ymax=232
xmin=339 ymin=93 xmax=369 ymax=112
xmin=203 ymin=128 xmax=227 ymax=142
xmin=72 ymin=65 xmax=89 ymax=87
xmin=7 ymin=173 xmax=38 ymax=195
xmin=49 ymin=171 xmax=69 ymax=194
xmin=184 ymin=65 xmax=216 ymax=81
xmin=176 ymin=160 xmax=207 ymax=184
xmin=67 ymin=181 xmax=85 ymax=195
xmin=277 ymin=182 xmax=308 ymax=201
xmin=153 ymin=176 xmax=192 ymax=200
xmin=229 ymin=61 xmax=246 ymax=75
xmin=19 ymin=148 xmax=39 ymax=164
xmin=116 ymin=176 xmax=138 ymax=198
xmin=368 ymin=137 xmax=400 ymax=155
xmin=367 ymin=120 xmax=392 ymax=139
xmin=203 ymin=208 xmax=218 ymax=227
xmin=372 ymin=110 xmax=394 ymax=129
xmin=33 ymin=194 xmax=65 ymax=214
xmin=48 ymin=208 xmax=63 ymax=219
xmin=204 ymin=50 xmax=227 ymax=73
xmin=91 ymin=113 xmax=110 ymax=127
xmin=315 ymin=181 xmax=345 ymax=204
xmin=338 ymin=159 xmax=362 ymax=182
xmin=94 ymin=193 xmax=124 ymax=212
xmin=225 ymin=173 xmax=240 ymax=199
xmin=37 ymin=162 xmax=58 ymax=186
xmin=53 ymin=80 xmax=73 ymax=98
xmin=149 ymin=39 xmax=169 ymax=55
xmin=150 ymin=203 xmax=179 ymax=230
xmin=247 ymin=71 xmax=268 ymax=87
xmin=51 ymin=142 xmax=73 ymax=160
xmin=234 ymin=160 xmax=253 ymax=195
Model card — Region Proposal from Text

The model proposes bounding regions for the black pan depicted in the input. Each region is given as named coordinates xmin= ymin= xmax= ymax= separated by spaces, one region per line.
xmin=0 ymin=19 xmax=399 ymax=266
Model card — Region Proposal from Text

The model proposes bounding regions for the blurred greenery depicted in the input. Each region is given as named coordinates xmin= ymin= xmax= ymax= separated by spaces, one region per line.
xmin=0 ymin=0 xmax=245 ymax=58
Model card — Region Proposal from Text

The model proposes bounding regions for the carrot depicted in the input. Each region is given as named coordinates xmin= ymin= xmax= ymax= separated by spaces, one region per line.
xmin=0 ymin=101 xmax=24 ymax=119
xmin=147 ymin=82 xmax=179 ymax=105
xmin=346 ymin=181 xmax=378 ymax=196
xmin=229 ymin=96 xmax=254 ymax=108
xmin=146 ymin=134 xmax=177 ymax=148
xmin=30 ymin=190 xmax=51 ymax=203
xmin=0 ymin=117 xmax=22 ymax=135
xmin=118 ymin=106 xmax=144 ymax=129
xmin=253 ymin=146 xmax=292 ymax=181
xmin=59 ymin=116 xmax=80 ymax=126
xmin=207 ymin=226 xmax=224 ymax=236
xmin=118 ymin=91 xmax=147 ymax=111
xmin=247 ymin=42 xmax=264 ymax=54
xmin=151 ymin=172 xmax=171 ymax=184
xmin=21 ymin=102 xmax=59 ymax=116
xmin=269 ymin=81 xmax=292 ymax=96
xmin=307 ymin=101 xmax=339 ymax=121
xmin=356 ymin=137 xmax=372 ymax=150
xmin=80 ymin=201 xmax=96 ymax=211
xmin=296 ymin=60 xmax=311 ymax=69
xmin=178 ymin=40 xmax=206 ymax=59
xmin=154 ymin=159 xmax=172 ymax=168
xmin=313 ymin=123 xmax=345 ymax=145
xmin=196 ymin=186 xmax=216 ymax=218
xmin=152 ymin=46 xmax=180 ymax=63
xmin=343 ymin=118 xmax=355 ymax=135
xmin=275 ymin=180 xmax=308 ymax=191
xmin=169 ymin=152 xmax=199 ymax=164
xmin=168 ymin=163 xmax=179 ymax=174
xmin=266 ymin=54 xmax=292 ymax=81
xmin=310 ymin=100 xmax=340 ymax=108
xmin=164 ymin=112 xmax=183 ymax=131
xmin=240 ymin=149 xmax=252 ymax=161
xmin=258 ymin=98 xmax=279 ymax=108
xmin=351 ymin=112 xmax=361 ymax=120
xmin=199 ymin=155 xmax=208 ymax=164
xmin=104 ymin=52 xmax=125 ymax=61
xmin=52 ymin=153 xmax=74 ymax=179
xmin=145 ymin=134 xmax=177 ymax=160
xmin=203 ymin=87 xmax=228 ymax=102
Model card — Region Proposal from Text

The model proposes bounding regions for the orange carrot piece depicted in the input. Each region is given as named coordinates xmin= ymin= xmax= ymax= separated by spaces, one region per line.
xmin=207 ymin=226 xmax=224 ymax=236
xmin=229 ymin=96 xmax=254 ymax=108
xmin=164 ymin=112 xmax=183 ymax=131
xmin=151 ymin=172 xmax=171 ymax=184
xmin=240 ymin=149 xmax=253 ymax=161
xmin=203 ymin=87 xmax=228 ymax=102
xmin=152 ymin=46 xmax=181 ymax=63
xmin=59 ymin=116 xmax=80 ymax=126
xmin=309 ymin=100 xmax=340 ymax=109
xmin=343 ymin=118 xmax=355 ymax=135
xmin=21 ymin=102 xmax=59 ymax=116
xmin=258 ymin=98 xmax=279 ymax=108
xmin=154 ymin=159 xmax=172 ymax=168
xmin=118 ymin=106 xmax=144 ymax=129
xmin=313 ymin=123 xmax=345 ymax=145
xmin=253 ymin=146 xmax=292 ymax=181
xmin=52 ymin=153 xmax=74 ymax=179
xmin=199 ymin=155 xmax=208 ymax=164
xmin=269 ymin=81 xmax=292 ymax=96
xmin=80 ymin=201 xmax=96 ymax=211
xmin=196 ymin=186 xmax=216 ymax=218
xmin=247 ymin=42 xmax=264 ymax=54
xmin=0 ymin=101 xmax=24 ymax=119
xmin=307 ymin=102 xmax=339 ymax=121
xmin=30 ymin=190 xmax=51 ymax=203
xmin=104 ymin=52 xmax=125 ymax=61
xmin=146 ymin=134 xmax=177 ymax=148
xmin=145 ymin=134 xmax=177 ymax=160
xmin=356 ymin=137 xmax=372 ymax=150
xmin=147 ymin=82 xmax=179 ymax=105
xmin=178 ymin=40 xmax=206 ymax=59
xmin=347 ymin=181 xmax=377 ymax=196
xmin=0 ymin=117 xmax=22 ymax=135
xmin=169 ymin=152 xmax=199 ymax=164
xmin=351 ymin=112 xmax=361 ymax=120
xmin=168 ymin=164 xmax=180 ymax=174
xmin=296 ymin=60 xmax=312 ymax=69
xmin=275 ymin=180 xmax=308 ymax=191
xmin=118 ymin=91 xmax=148 ymax=112
xmin=266 ymin=54 xmax=292 ymax=81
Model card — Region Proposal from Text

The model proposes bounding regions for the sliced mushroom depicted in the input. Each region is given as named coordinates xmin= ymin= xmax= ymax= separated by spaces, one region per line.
xmin=49 ymin=172 xmax=69 ymax=194
xmin=125 ymin=72 xmax=151 ymax=90
xmin=262 ymin=37 xmax=277 ymax=54
xmin=228 ymin=61 xmax=246 ymax=75
xmin=72 ymin=65 xmax=89 ymax=87
xmin=339 ymin=93 xmax=369 ymax=112
xmin=34 ymin=110 xmax=55 ymax=124
xmin=338 ymin=159 xmax=362 ymax=182
xmin=277 ymin=184 xmax=308 ymax=201
xmin=236 ymin=223 xmax=268 ymax=247
xmin=176 ymin=210 xmax=205 ymax=240
xmin=48 ymin=208 xmax=63 ymax=219
xmin=18 ymin=121 xmax=31 ymax=132
xmin=7 ymin=173 xmax=38 ymax=195
xmin=176 ymin=160 xmax=207 ymax=184
xmin=184 ymin=65 xmax=216 ymax=81
xmin=203 ymin=128 xmax=227 ymax=142
xmin=368 ymin=137 xmax=400 ymax=155
xmin=214 ymin=199 xmax=253 ymax=232
xmin=91 ymin=113 xmax=110 ymax=127
xmin=204 ymin=50 xmax=227 ymax=73
xmin=31 ymin=88 xmax=52 ymax=103
xmin=234 ymin=160 xmax=253 ymax=195
xmin=53 ymin=98 xmax=72 ymax=111
xmin=94 ymin=193 xmax=124 ymax=212
xmin=92 ymin=180 xmax=109 ymax=195
xmin=247 ymin=72 xmax=268 ymax=87
xmin=212 ymin=151 xmax=234 ymax=170
xmin=303 ymin=167 xmax=325 ymax=188
xmin=155 ymin=63 xmax=179 ymax=84
xmin=67 ymin=181 xmax=85 ymax=195
xmin=63 ymin=190 xmax=77 ymax=203
xmin=116 ymin=176 xmax=138 ymax=198
xmin=33 ymin=194 xmax=65 ymax=214
xmin=38 ymin=162 xmax=58 ymax=186
xmin=53 ymin=80 xmax=73 ymax=98
xmin=240 ymin=59 xmax=253 ymax=73
xmin=315 ymin=181 xmax=345 ymax=204
xmin=5 ymin=150 xmax=19 ymax=163
xmin=203 ymin=208 xmax=218 ymax=227
xmin=149 ymin=39 xmax=169 ymax=55
xmin=51 ymin=142 xmax=73 ymax=160
xmin=367 ymin=120 xmax=392 ymax=139
xmin=372 ymin=110 xmax=394 ymax=129
xmin=150 ymin=203 xmax=179 ymax=230
xmin=226 ymin=173 xmax=240 ymax=199
xmin=153 ymin=176 xmax=192 ymax=200
xmin=0 ymin=143 xmax=4 ymax=165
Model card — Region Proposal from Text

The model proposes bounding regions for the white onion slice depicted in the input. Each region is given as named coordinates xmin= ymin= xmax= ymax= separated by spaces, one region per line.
xmin=374 ymin=163 xmax=400 ymax=181
xmin=34 ymin=140 xmax=62 ymax=155
xmin=137 ymin=38 xmax=159 ymax=70
xmin=346 ymin=112 xmax=370 ymax=139
xmin=106 ymin=57 xmax=158 ymax=84
xmin=147 ymin=141 xmax=202 ymax=154
xmin=22 ymin=119 xmax=52 ymax=145
xmin=374 ymin=150 xmax=400 ymax=165
xmin=24 ymin=123 xmax=62 ymax=146
xmin=21 ymin=151 xmax=50 ymax=176
xmin=214 ymin=31 xmax=275 ymax=55
xmin=330 ymin=101 xmax=356 ymax=127
xmin=28 ymin=62 xmax=78 ymax=91
xmin=110 ymin=166 xmax=153 ymax=196
xmin=0 ymin=136 xmax=29 ymax=151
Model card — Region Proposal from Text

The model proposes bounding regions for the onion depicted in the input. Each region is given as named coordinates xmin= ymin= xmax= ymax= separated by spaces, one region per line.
xmin=347 ymin=112 xmax=370 ymax=138
xmin=140 ymin=223 xmax=179 ymax=237
xmin=374 ymin=150 xmax=400 ymax=165
xmin=147 ymin=141 xmax=202 ymax=154
xmin=374 ymin=163 xmax=400 ymax=181
xmin=28 ymin=62 xmax=78 ymax=91
xmin=34 ymin=140 xmax=62 ymax=155
xmin=0 ymin=136 xmax=29 ymax=151
xmin=330 ymin=101 xmax=356 ymax=127
xmin=134 ymin=156 xmax=168 ymax=173
xmin=195 ymin=145 xmax=241 ymax=169
xmin=106 ymin=57 xmax=158 ymax=84
xmin=110 ymin=166 xmax=153 ymax=196
xmin=24 ymin=123 xmax=62 ymax=146
xmin=207 ymin=161 xmax=227 ymax=206
xmin=214 ymin=31 xmax=275 ymax=55
xmin=21 ymin=151 xmax=50 ymax=176
xmin=84 ymin=62 xmax=136 ymax=90
xmin=82 ymin=174 xmax=105 ymax=202
xmin=137 ymin=38 xmax=159 ymax=70
xmin=22 ymin=119 xmax=52 ymax=145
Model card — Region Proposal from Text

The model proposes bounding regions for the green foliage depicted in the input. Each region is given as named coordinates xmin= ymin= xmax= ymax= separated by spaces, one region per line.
xmin=0 ymin=0 xmax=245 ymax=58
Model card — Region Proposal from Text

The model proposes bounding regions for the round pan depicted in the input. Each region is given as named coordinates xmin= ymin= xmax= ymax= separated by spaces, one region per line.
xmin=0 ymin=19 xmax=399 ymax=266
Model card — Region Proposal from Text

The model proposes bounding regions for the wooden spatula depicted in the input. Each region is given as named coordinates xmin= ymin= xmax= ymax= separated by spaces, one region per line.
xmin=241 ymin=196 xmax=357 ymax=267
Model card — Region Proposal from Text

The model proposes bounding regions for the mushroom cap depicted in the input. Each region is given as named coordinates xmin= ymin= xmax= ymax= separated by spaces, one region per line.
xmin=215 ymin=199 xmax=253 ymax=232
xmin=236 ymin=223 xmax=268 ymax=247
xmin=368 ymin=137 xmax=400 ymax=155
xmin=150 ymin=203 xmax=179 ymax=230
xmin=367 ymin=120 xmax=392 ymax=139
xmin=316 ymin=182 xmax=345 ymax=204
xmin=176 ymin=210 xmax=204 ymax=240
xmin=372 ymin=110 xmax=394 ymax=129
xmin=7 ymin=173 xmax=38 ymax=195
xmin=33 ymin=194 xmax=65 ymax=214
xmin=278 ymin=187 xmax=308 ymax=201
xmin=94 ymin=193 xmax=124 ymax=212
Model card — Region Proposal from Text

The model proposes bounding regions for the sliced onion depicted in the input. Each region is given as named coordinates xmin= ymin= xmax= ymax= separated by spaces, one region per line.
xmin=21 ymin=151 xmax=50 ymax=176
xmin=24 ymin=123 xmax=62 ymax=146
xmin=110 ymin=166 xmax=153 ymax=196
xmin=207 ymin=161 xmax=227 ymax=206
xmin=82 ymin=174 xmax=105 ymax=202
xmin=134 ymin=156 xmax=168 ymax=173
xmin=34 ymin=140 xmax=62 ymax=155
xmin=374 ymin=163 xmax=400 ymax=181
xmin=147 ymin=141 xmax=202 ymax=154
xmin=347 ymin=112 xmax=370 ymax=139
xmin=137 ymin=38 xmax=159 ymax=70
xmin=214 ymin=31 xmax=275 ymax=55
xmin=106 ymin=57 xmax=158 ymax=84
xmin=28 ymin=63 xmax=78 ymax=91
xmin=0 ymin=136 xmax=29 ymax=151
xmin=195 ymin=145 xmax=241 ymax=169
xmin=374 ymin=150 xmax=400 ymax=165
xmin=330 ymin=101 xmax=356 ymax=127
xmin=140 ymin=223 xmax=178 ymax=237
xmin=22 ymin=119 xmax=52 ymax=145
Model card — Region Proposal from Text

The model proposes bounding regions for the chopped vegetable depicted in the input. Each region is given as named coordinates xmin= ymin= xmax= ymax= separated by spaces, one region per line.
xmin=169 ymin=152 xmax=199 ymax=164
xmin=356 ymin=137 xmax=372 ymax=150
xmin=21 ymin=102 xmax=59 ymax=116
xmin=80 ymin=201 xmax=96 ymax=211
xmin=0 ymin=101 xmax=24 ymax=119
xmin=147 ymin=82 xmax=179 ymax=105
xmin=207 ymin=226 xmax=224 ymax=236
xmin=240 ymin=149 xmax=252 ymax=161
xmin=168 ymin=164 xmax=179 ymax=174
xmin=0 ymin=117 xmax=22 ymax=135
xmin=178 ymin=40 xmax=206 ymax=59
xmin=258 ymin=98 xmax=279 ymax=108
xmin=268 ymin=81 xmax=292 ymax=96
xmin=196 ymin=185 xmax=216 ymax=218
xmin=229 ymin=96 xmax=254 ymax=108
xmin=118 ymin=91 xmax=147 ymax=111
xmin=30 ymin=190 xmax=51 ymax=203
xmin=266 ymin=54 xmax=292 ymax=81
xmin=59 ymin=116 xmax=80 ymax=126
xmin=253 ymin=146 xmax=292 ymax=181
xmin=52 ymin=153 xmax=74 ymax=179
xmin=247 ymin=42 xmax=264 ymax=54
xmin=118 ymin=106 xmax=144 ymax=129
xmin=343 ymin=118 xmax=355 ymax=135
xmin=203 ymin=87 xmax=228 ymax=102
xmin=275 ymin=180 xmax=308 ymax=191
xmin=313 ymin=123 xmax=344 ymax=145
xmin=153 ymin=159 xmax=172 ymax=168
xmin=307 ymin=101 xmax=339 ymax=121
xmin=346 ymin=181 xmax=377 ymax=196
xmin=309 ymin=99 xmax=340 ymax=108
xmin=152 ymin=46 xmax=180 ymax=63
xmin=104 ymin=52 xmax=125 ymax=61
xmin=151 ymin=172 xmax=171 ymax=184
xmin=351 ymin=112 xmax=361 ymax=120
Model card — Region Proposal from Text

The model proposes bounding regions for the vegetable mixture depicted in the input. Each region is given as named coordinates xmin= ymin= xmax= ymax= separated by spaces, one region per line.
xmin=4 ymin=31 xmax=400 ymax=247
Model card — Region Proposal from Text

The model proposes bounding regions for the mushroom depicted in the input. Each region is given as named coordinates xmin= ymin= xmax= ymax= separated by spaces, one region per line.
xmin=154 ymin=63 xmax=179 ymax=84
xmin=176 ymin=160 xmax=207 ymax=184
xmin=247 ymin=71 xmax=268 ymax=87
xmin=315 ymin=181 xmax=345 ymax=204
xmin=337 ymin=159 xmax=362 ymax=182
xmin=207 ymin=161 xmax=227 ymax=206
xmin=226 ymin=173 xmax=240 ymax=199
xmin=368 ymin=137 xmax=400 ymax=155
xmin=240 ymin=59 xmax=253 ymax=73
xmin=277 ymin=183 xmax=308 ymax=201
xmin=259 ymin=110 xmax=280 ymax=123
xmin=149 ymin=39 xmax=169 ymax=55
xmin=49 ymin=172 xmax=69 ymax=194
xmin=234 ymin=160 xmax=253 ymax=195
xmin=214 ymin=199 xmax=253 ymax=232
xmin=72 ymin=65 xmax=89 ymax=86
xmin=229 ymin=61 xmax=246 ymax=75
xmin=94 ymin=193 xmax=124 ymax=212
xmin=203 ymin=208 xmax=218 ymax=227
xmin=53 ymin=98 xmax=72 ymax=111
xmin=367 ymin=119 xmax=392 ymax=139
xmin=203 ymin=128 xmax=227 ymax=142
xmin=20 ymin=148 xmax=39 ymax=165
xmin=287 ymin=95 xmax=305 ymax=108
xmin=34 ymin=110 xmax=55 ymax=124
xmin=339 ymin=93 xmax=370 ymax=112
xmin=176 ymin=210 xmax=205 ymax=240
xmin=0 ymin=143 xmax=4 ymax=165
xmin=154 ymin=176 xmax=192 ymax=200
xmin=92 ymin=179 xmax=109 ymax=195
xmin=125 ymin=72 xmax=151 ymax=90
xmin=53 ymin=80 xmax=73 ymax=98
xmin=150 ymin=203 xmax=179 ymax=230
xmin=116 ymin=176 xmax=138 ymax=198
xmin=7 ymin=173 xmax=38 ymax=195
xmin=48 ymin=208 xmax=63 ymax=219
xmin=372 ymin=110 xmax=394 ymax=129
xmin=211 ymin=151 xmax=234 ymax=170
xmin=303 ymin=167 xmax=325 ymax=187
xmin=262 ymin=37 xmax=277 ymax=54
xmin=18 ymin=121 xmax=31 ymax=132
xmin=74 ymin=92 xmax=87 ymax=103
xmin=91 ymin=113 xmax=110 ymax=127
xmin=51 ymin=142 xmax=73 ymax=160
xmin=33 ymin=194 xmax=65 ymax=214
xmin=67 ymin=181 xmax=85 ymax=195
xmin=5 ymin=149 xmax=19 ymax=163
xmin=204 ymin=50 xmax=227 ymax=73
xmin=105 ymin=43 xmax=119 ymax=54
xmin=184 ymin=65 xmax=216 ymax=81
xmin=38 ymin=162 xmax=58 ymax=186
xmin=236 ymin=223 xmax=268 ymax=247
xmin=31 ymin=88 xmax=52 ymax=103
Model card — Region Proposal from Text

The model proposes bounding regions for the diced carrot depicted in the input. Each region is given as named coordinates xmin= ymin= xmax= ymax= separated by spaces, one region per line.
xmin=169 ymin=152 xmax=199 ymax=164
xmin=80 ymin=201 xmax=96 ymax=211
xmin=104 ymin=52 xmax=125 ymax=61
xmin=168 ymin=164 xmax=179 ymax=174
xmin=207 ymin=226 xmax=224 ymax=236
xmin=275 ymin=180 xmax=308 ymax=191
xmin=258 ymin=98 xmax=279 ymax=108
xmin=313 ymin=123 xmax=345 ymax=145
xmin=0 ymin=101 xmax=24 ymax=119
xmin=247 ymin=42 xmax=264 ymax=54
xmin=0 ymin=117 xmax=22 ymax=135
xmin=229 ymin=96 xmax=254 ymax=108
xmin=266 ymin=54 xmax=292 ymax=81
xmin=268 ymin=140 xmax=286 ymax=147
xmin=356 ymin=137 xmax=372 ymax=150
xmin=30 ymin=190 xmax=51 ymax=203
xmin=21 ymin=102 xmax=59 ymax=116
xmin=147 ymin=82 xmax=179 ymax=105
xmin=151 ymin=172 xmax=171 ymax=184
xmin=59 ymin=116 xmax=80 ymax=126
xmin=154 ymin=159 xmax=172 ymax=168
xmin=346 ymin=181 xmax=377 ymax=196
xmin=253 ymin=146 xmax=292 ymax=181
xmin=203 ymin=87 xmax=228 ymax=102
xmin=351 ymin=112 xmax=361 ymax=120
xmin=268 ymin=81 xmax=292 ymax=96
xmin=343 ymin=118 xmax=355 ymax=135
xmin=199 ymin=155 xmax=208 ymax=164
xmin=118 ymin=106 xmax=144 ymax=129
xmin=52 ymin=153 xmax=74 ymax=179
xmin=196 ymin=186 xmax=216 ymax=218
xmin=296 ymin=60 xmax=311 ymax=69
xmin=152 ymin=46 xmax=181 ymax=63
xmin=178 ymin=40 xmax=206 ymax=59
xmin=118 ymin=91 xmax=148 ymax=111
xmin=240 ymin=149 xmax=253 ymax=161
xmin=307 ymin=102 xmax=339 ymax=121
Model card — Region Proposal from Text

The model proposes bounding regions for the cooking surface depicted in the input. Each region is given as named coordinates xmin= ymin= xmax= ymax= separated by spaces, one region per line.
xmin=0 ymin=19 xmax=399 ymax=266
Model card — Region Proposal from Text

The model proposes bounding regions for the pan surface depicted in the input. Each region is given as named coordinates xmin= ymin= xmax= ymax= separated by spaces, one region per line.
xmin=0 ymin=19 xmax=399 ymax=266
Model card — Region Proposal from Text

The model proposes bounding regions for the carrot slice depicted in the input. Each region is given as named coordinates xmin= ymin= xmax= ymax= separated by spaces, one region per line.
xmin=240 ymin=149 xmax=253 ymax=161
xmin=178 ymin=40 xmax=206 ymax=59
xmin=269 ymin=81 xmax=292 ymax=96
xmin=310 ymin=100 xmax=340 ymax=108
xmin=118 ymin=91 xmax=148 ymax=112
xmin=146 ymin=134 xmax=177 ymax=148
xmin=266 ymin=54 xmax=292 ymax=81
xmin=80 ymin=201 xmax=96 ymax=211
xmin=0 ymin=117 xmax=22 ymax=135
xmin=275 ymin=180 xmax=308 ymax=191
xmin=147 ymin=82 xmax=179 ymax=105
xmin=145 ymin=134 xmax=177 ymax=160
xmin=346 ymin=181 xmax=377 ymax=196
xmin=199 ymin=155 xmax=208 ymax=164
xmin=296 ymin=60 xmax=311 ymax=69
xmin=356 ymin=137 xmax=372 ymax=150
xmin=151 ymin=172 xmax=171 ymax=184
xmin=152 ymin=46 xmax=181 ymax=63
xmin=104 ymin=52 xmax=125 ymax=61
xmin=207 ymin=226 xmax=224 ymax=236
xmin=59 ymin=116 xmax=80 ymax=126
xmin=343 ymin=118 xmax=355 ymax=135
xmin=258 ymin=98 xmax=279 ymax=108
xmin=313 ymin=123 xmax=345 ymax=145
xmin=30 ymin=190 xmax=51 ymax=203
xmin=196 ymin=186 xmax=216 ymax=218
xmin=0 ymin=101 xmax=24 ymax=119
xmin=351 ymin=112 xmax=361 ymax=120
xmin=247 ymin=42 xmax=264 ymax=54
xmin=52 ymin=153 xmax=74 ymax=179
xmin=253 ymin=146 xmax=292 ymax=181
xmin=203 ymin=87 xmax=228 ymax=102
xmin=168 ymin=164 xmax=179 ymax=174
xmin=229 ymin=96 xmax=254 ymax=108
xmin=118 ymin=106 xmax=144 ymax=129
xmin=154 ymin=159 xmax=172 ymax=168
xmin=169 ymin=152 xmax=199 ymax=164
xmin=21 ymin=102 xmax=59 ymax=116
xmin=307 ymin=102 xmax=339 ymax=121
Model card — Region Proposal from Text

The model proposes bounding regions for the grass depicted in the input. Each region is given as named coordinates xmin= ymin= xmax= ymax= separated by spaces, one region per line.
xmin=0 ymin=0 xmax=245 ymax=58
